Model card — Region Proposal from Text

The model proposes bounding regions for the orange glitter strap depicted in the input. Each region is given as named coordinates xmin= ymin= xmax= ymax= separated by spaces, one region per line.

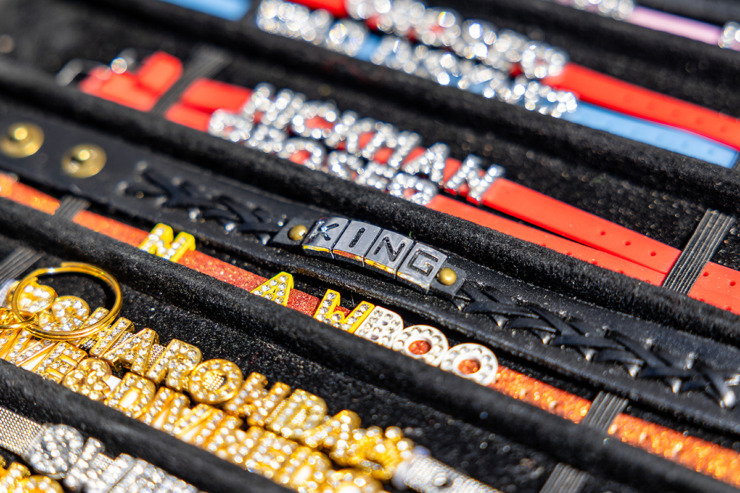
xmin=0 ymin=173 xmax=737 ymax=487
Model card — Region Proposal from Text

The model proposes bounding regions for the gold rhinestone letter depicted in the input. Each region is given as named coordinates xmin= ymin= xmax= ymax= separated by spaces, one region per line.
xmin=146 ymin=339 xmax=202 ymax=391
xmin=188 ymin=359 xmax=244 ymax=405
xmin=251 ymin=272 xmax=294 ymax=306
xmin=313 ymin=290 xmax=374 ymax=333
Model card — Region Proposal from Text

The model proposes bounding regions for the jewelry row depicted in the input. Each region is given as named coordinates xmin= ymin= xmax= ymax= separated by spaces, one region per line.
xmin=0 ymin=262 xmax=498 ymax=493
xmin=1 ymin=175 xmax=738 ymax=487
xmin=72 ymin=50 xmax=740 ymax=311
xmin=144 ymin=222 xmax=500 ymax=385
xmin=257 ymin=0 xmax=577 ymax=118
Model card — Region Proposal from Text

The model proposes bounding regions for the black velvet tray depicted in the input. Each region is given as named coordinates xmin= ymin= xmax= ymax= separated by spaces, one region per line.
xmin=2 ymin=0 xmax=740 ymax=332
xmin=0 ymin=191 xmax=731 ymax=493
xmin=0 ymin=0 xmax=739 ymax=491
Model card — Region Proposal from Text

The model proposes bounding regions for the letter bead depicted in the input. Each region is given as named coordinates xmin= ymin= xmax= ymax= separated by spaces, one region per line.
xmin=188 ymin=359 xmax=244 ymax=405
xmin=365 ymin=230 xmax=414 ymax=276
xmin=439 ymin=343 xmax=498 ymax=386
xmin=354 ymin=307 xmax=405 ymax=348
xmin=303 ymin=217 xmax=350 ymax=258
xmin=396 ymin=244 xmax=447 ymax=292
xmin=391 ymin=325 xmax=449 ymax=366
xmin=331 ymin=221 xmax=382 ymax=266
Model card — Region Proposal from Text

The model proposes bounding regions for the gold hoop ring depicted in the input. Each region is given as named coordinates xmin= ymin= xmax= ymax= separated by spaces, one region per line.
xmin=10 ymin=262 xmax=122 ymax=341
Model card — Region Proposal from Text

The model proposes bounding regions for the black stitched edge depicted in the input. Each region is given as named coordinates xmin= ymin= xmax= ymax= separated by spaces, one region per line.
xmin=457 ymin=282 xmax=740 ymax=407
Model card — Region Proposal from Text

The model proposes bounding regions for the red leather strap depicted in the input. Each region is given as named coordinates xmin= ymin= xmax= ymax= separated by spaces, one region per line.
xmin=290 ymin=0 xmax=347 ymax=16
xmin=422 ymin=197 xmax=666 ymax=284
xmin=164 ymin=78 xmax=252 ymax=130
xmin=165 ymin=102 xmax=212 ymax=131
xmin=689 ymin=262 xmax=740 ymax=313
xmin=82 ymin=72 xmax=159 ymax=111
xmin=180 ymin=78 xmax=251 ymax=113
xmin=80 ymin=52 xmax=182 ymax=111
xmin=543 ymin=64 xmax=740 ymax=151
xmin=479 ymin=179 xmax=681 ymax=274
xmin=136 ymin=52 xmax=183 ymax=94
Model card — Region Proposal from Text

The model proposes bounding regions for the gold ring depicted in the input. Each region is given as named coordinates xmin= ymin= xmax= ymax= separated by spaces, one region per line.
xmin=10 ymin=262 xmax=122 ymax=341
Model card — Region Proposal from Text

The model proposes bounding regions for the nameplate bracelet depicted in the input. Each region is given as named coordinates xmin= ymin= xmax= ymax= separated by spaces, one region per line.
xmin=257 ymin=0 xmax=577 ymax=118
xmin=0 ymin=262 xmax=500 ymax=493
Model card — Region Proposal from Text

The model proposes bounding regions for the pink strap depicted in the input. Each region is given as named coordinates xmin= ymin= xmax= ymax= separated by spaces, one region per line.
xmin=626 ymin=6 xmax=722 ymax=45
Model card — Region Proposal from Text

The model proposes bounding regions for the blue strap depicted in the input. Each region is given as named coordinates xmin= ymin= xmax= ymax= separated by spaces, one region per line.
xmin=354 ymin=31 xmax=738 ymax=167
xmin=159 ymin=0 xmax=250 ymax=20
xmin=356 ymin=34 xmax=382 ymax=64
xmin=562 ymin=103 xmax=738 ymax=168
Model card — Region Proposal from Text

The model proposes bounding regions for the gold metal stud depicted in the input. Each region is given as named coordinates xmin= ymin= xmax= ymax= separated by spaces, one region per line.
xmin=62 ymin=144 xmax=106 ymax=178
xmin=0 ymin=123 xmax=44 ymax=158
xmin=437 ymin=267 xmax=457 ymax=286
xmin=288 ymin=224 xmax=308 ymax=242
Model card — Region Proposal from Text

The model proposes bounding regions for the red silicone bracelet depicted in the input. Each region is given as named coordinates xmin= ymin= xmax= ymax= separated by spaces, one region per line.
xmin=80 ymin=52 xmax=182 ymax=111
xmin=427 ymin=195 xmax=666 ymax=285
xmin=479 ymin=179 xmax=681 ymax=274
xmin=543 ymin=64 xmax=740 ymax=151
xmin=292 ymin=0 xmax=347 ymax=16
xmin=689 ymin=263 xmax=740 ymax=313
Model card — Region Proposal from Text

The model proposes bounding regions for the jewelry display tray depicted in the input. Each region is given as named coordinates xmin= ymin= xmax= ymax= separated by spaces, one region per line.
xmin=0 ymin=0 xmax=739 ymax=491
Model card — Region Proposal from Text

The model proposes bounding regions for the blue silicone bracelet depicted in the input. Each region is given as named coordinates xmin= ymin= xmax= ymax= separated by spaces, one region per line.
xmin=159 ymin=0 xmax=250 ymax=20
xmin=562 ymin=103 xmax=738 ymax=168
xmin=353 ymin=30 xmax=738 ymax=167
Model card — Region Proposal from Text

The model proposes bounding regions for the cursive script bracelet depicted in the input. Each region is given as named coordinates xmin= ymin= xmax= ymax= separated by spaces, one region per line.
xmin=0 ymin=263 xmax=499 ymax=493
xmin=0 ymin=406 xmax=200 ymax=493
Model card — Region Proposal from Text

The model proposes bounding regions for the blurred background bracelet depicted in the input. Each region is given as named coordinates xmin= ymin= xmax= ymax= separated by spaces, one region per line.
xmin=250 ymin=0 xmax=740 ymax=165
xmin=72 ymin=0 xmax=740 ymax=167
xmin=541 ymin=0 xmax=740 ymax=51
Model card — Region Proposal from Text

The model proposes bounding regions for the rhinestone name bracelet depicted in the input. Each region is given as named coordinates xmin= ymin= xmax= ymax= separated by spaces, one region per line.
xmin=0 ymin=262 xmax=499 ymax=493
